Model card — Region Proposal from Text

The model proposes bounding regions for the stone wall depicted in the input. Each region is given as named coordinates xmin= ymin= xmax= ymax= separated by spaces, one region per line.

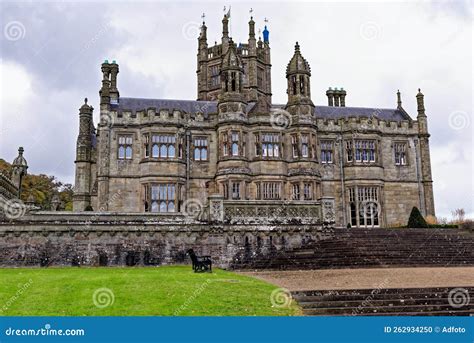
xmin=0 ymin=212 xmax=329 ymax=268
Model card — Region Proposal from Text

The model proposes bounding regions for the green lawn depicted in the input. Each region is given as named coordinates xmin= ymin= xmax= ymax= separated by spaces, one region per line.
xmin=0 ymin=266 xmax=300 ymax=316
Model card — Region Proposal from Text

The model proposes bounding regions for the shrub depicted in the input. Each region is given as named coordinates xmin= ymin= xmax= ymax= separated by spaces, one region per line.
xmin=459 ymin=220 xmax=474 ymax=232
xmin=428 ymin=224 xmax=458 ymax=229
xmin=407 ymin=207 xmax=428 ymax=228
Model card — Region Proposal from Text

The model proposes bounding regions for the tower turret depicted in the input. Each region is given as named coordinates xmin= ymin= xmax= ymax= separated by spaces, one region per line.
xmin=414 ymin=88 xmax=435 ymax=217
xmin=197 ymin=20 xmax=209 ymax=100
xmin=285 ymin=42 xmax=314 ymax=116
xmin=397 ymin=89 xmax=402 ymax=109
xmin=218 ymin=39 xmax=247 ymax=120
xmin=73 ymin=98 xmax=94 ymax=211
xmin=222 ymin=14 xmax=230 ymax=54
xmin=416 ymin=88 xmax=428 ymax=134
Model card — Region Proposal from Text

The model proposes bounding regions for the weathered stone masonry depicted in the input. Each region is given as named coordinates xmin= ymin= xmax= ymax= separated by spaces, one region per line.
xmin=72 ymin=14 xmax=435 ymax=229
xmin=0 ymin=212 xmax=332 ymax=268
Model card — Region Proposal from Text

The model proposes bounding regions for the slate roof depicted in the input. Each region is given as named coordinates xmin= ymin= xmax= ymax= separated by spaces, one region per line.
xmin=115 ymin=98 xmax=218 ymax=115
xmin=315 ymin=105 xmax=411 ymax=121
xmin=273 ymin=104 xmax=412 ymax=121
xmin=114 ymin=97 xmax=412 ymax=121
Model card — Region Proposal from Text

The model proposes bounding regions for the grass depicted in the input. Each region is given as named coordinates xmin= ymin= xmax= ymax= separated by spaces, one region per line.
xmin=0 ymin=266 xmax=300 ymax=316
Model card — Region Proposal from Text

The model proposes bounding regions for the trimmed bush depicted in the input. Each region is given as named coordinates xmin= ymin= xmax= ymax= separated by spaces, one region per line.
xmin=407 ymin=207 xmax=428 ymax=228
xmin=428 ymin=224 xmax=458 ymax=229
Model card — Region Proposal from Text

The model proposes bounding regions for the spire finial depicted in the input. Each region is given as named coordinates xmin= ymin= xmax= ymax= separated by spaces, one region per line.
xmin=249 ymin=8 xmax=253 ymax=19
xmin=18 ymin=146 xmax=24 ymax=155
xmin=295 ymin=41 xmax=300 ymax=51
xmin=201 ymin=12 xmax=206 ymax=24
xmin=84 ymin=97 xmax=88 ymax=105
xmin=396 ymin=90 xmax=402 ymax=108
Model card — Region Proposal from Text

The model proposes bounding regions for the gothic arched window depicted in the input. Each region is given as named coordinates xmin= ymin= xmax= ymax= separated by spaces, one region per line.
xmin=168 ymin=145 xmax=175 ymax=158
xmin=160 ymin=145 xmax=167 ymax=158
xmin=125 ymin=146 xmax=132 ymax=159
xmin=117 ymin=135 xmax=133 ymax=160
xmin=231 ymin=132 xmax=239 ymax=156
xmin=231 ymin=72 xmax=236 ymax=91
xmin=118 ymin=146 xmax=125 ymax=159
xmin=152 ymin=144 xmax=159 ymax=158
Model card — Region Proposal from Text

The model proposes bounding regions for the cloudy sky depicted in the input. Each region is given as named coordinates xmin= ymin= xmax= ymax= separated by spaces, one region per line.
xmin=0 ymin=0 xmax=472 ymax=219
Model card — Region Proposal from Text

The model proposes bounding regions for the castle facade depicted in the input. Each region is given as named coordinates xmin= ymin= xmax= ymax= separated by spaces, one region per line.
xmin=73 ymin=14 xmax=435 ymax=228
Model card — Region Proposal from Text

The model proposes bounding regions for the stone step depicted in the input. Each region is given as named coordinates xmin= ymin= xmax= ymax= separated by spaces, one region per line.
xmin=302 ymin=308 xmax=474 ymax=316
xmin=292 ymin=287 xmax=473 ymax=316
xmin=302 ymin=304 xmax=472 ymax=315
xmin=298 ymin=298 xmax=462 ymax=308
xmin=293 ymin=286 xmax=474 ymax=297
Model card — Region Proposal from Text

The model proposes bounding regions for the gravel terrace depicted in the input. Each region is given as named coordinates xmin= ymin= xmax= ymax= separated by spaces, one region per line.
xmin=240 ymin=267 xmax=474 ymax=291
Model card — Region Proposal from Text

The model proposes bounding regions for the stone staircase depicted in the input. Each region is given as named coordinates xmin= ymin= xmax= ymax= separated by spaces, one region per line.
xmin=292 ymin=287 xmax=474 ymax=316
xmin=233 ymin=228 xmax=474 ymax=270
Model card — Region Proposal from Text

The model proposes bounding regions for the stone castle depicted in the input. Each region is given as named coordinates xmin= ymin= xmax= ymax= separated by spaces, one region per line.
xmin=0 ymin=14 xmax=436 ymax=268
xmin=73 ymin=14 xmax=434 ymax=227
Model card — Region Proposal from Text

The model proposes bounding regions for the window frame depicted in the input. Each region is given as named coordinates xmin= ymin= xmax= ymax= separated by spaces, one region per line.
xmin=320 ymin=140 xmax=334 ymax=164
xmin=150 ymin=134 xmax=177 ymax=159
xmin=394 ymin=141 xmax=408 ymax=166
xmin=118 ymin=135 xmax=133 ymax=160
xmin=193 ymin=136 xmax=209 ymax=161
xmin=146 ymin=183 xmax=177 ymax=213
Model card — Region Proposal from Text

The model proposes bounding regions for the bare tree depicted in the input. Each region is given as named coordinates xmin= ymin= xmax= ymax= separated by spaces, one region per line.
xmin=451 ymin=208 xmax=465 ymax=224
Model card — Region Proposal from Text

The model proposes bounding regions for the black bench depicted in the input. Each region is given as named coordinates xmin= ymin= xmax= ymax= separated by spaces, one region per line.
xmin=187 ymin=249 xmax=212 ymax=273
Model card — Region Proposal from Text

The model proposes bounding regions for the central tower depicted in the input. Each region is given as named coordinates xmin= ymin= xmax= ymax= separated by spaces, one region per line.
xmin=196 ymin=14 xmax=272 ymax=104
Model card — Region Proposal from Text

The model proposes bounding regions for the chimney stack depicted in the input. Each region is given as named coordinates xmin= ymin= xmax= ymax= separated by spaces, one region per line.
xmin=326 ymin=87 xmax=346 ymax=107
